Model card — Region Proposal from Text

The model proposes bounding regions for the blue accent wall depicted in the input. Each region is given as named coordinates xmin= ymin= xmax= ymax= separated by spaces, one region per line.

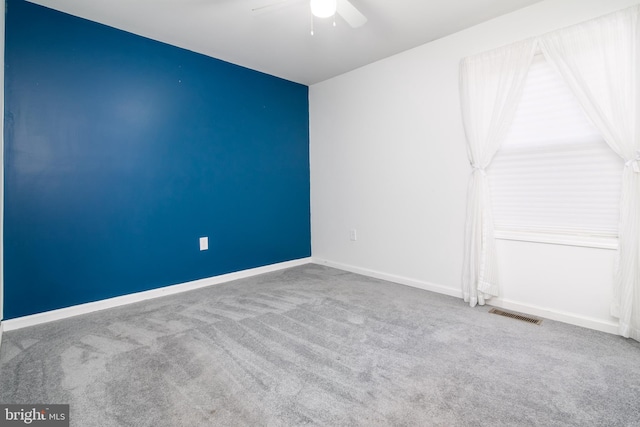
xmin=4 ymin=0 xmax=310 ymax=319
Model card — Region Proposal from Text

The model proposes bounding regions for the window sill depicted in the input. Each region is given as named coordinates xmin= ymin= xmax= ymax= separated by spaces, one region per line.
xmin=494 ymin=230 xmax=618 ymax=250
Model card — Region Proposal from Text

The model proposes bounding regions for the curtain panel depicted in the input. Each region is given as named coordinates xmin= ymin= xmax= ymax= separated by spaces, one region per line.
xmin=460 ymin=5 xmax=640 ymax=341
xmin=539 ymin=6 xmax=640 ymax=341
xmin=459 ymin=40 xmax=536 ymax=307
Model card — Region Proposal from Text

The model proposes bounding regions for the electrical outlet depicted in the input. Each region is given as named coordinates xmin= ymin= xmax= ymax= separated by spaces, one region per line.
xmin=199 ymin=237 xmax=208 ymax=251
xmin=349 ymin=229 xmax=357 ymax=241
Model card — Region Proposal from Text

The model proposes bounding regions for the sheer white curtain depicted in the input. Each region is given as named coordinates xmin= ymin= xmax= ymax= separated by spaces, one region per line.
xmin=540 ymin=6 xmax=640 ymax=341
xmin=459 ymin=40 xmax=536 ymax=307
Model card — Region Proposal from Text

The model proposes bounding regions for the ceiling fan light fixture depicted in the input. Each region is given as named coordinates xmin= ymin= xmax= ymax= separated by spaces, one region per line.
xmin=310 ymin=0 xmax=337 ymax=18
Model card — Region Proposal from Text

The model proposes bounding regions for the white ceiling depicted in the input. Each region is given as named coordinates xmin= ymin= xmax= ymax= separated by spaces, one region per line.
xmin=27 ymin=0 xmax=544 ymax=85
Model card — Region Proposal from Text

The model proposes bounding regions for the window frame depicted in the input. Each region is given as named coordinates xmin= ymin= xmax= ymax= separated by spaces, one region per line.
xmin=488 ymin=53 xmax=621 ymax=251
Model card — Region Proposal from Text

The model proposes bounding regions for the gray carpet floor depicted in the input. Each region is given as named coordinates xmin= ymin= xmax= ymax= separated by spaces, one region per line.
xmin=1 ymin=264 xmax=639 ymax=426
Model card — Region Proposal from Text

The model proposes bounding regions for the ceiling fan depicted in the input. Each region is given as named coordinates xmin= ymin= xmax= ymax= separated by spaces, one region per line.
xmin=252 ymin=0 xmax=367 ymax=30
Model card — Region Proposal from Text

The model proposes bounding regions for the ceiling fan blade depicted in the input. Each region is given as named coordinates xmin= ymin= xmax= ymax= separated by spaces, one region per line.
xmin=251 ymin=0 xmax=303 ymax=14
xmin=336 ymin=0 xmax=367 ymax=28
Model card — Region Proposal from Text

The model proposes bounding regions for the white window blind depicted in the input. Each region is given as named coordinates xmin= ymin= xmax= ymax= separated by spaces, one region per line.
xmin=487 ymin=54 xmax=623 ymax=243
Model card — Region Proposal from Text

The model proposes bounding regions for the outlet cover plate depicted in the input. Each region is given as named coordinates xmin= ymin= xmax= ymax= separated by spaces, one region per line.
xmin=199 ymin=237 xmax=208 ymax=251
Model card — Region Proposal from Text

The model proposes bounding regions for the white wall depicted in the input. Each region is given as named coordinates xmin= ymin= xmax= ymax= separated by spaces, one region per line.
xmin=310 ymin=0 xmax=639 ymax=334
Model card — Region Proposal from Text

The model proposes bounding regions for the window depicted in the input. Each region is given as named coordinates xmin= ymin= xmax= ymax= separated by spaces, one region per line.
xmin=487 ymin=54 xmax=623 ymax=249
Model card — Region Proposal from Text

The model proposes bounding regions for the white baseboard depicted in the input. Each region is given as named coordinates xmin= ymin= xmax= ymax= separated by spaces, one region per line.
xmin=311 ymin=257 xmax=463 ymax=298
xmin=2 ymin=256 xmax=620 ymax=337
xmin=312 ymin=257 xmax=619 ymax=336
xmin=3 ymin=257 xmax=313 ymax=332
